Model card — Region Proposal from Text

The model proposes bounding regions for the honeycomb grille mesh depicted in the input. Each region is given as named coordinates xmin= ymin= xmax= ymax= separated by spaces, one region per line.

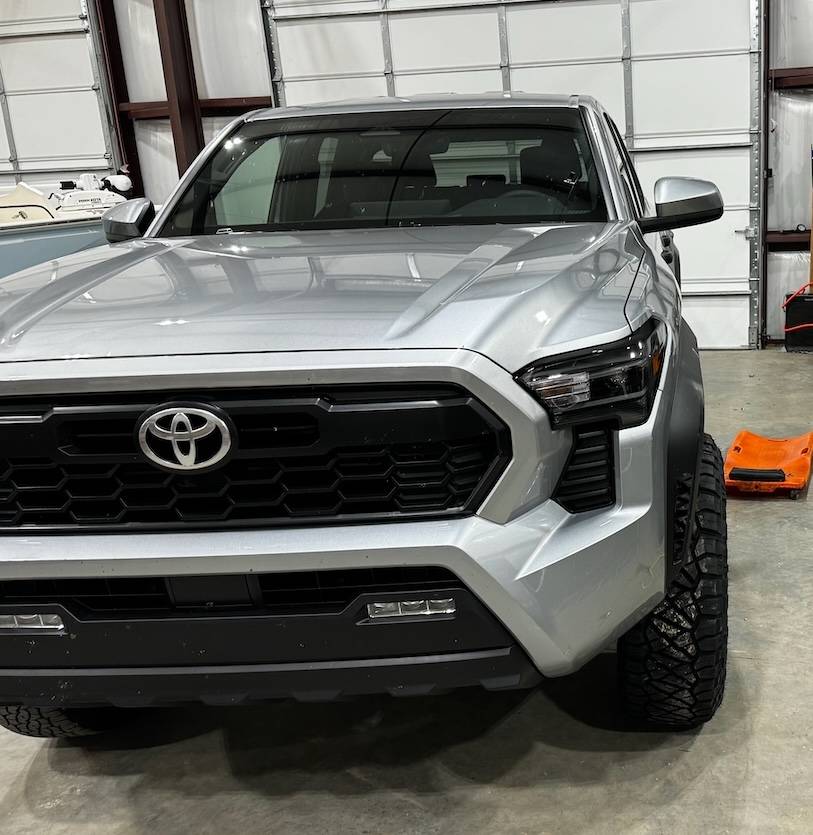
xmin=0 ymin=385 xmax=510 ymax=531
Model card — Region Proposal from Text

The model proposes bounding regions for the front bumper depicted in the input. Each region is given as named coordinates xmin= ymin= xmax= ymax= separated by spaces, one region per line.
xmin=0 ymin=474 xmax=666 ymax=692
xmin=0 ymin=584 xmax=542 ymax=706
xmin=0 ymin=347 xmax=669 ymax=701
xmin=0 ymin=649 xmax=541 ymax=707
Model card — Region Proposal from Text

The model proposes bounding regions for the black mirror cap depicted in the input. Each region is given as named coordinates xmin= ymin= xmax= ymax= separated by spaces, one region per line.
xmin=102 ymin=198 xmax=155 ymax=243
xmin=639 ymin=204 xmax=724 ymax=235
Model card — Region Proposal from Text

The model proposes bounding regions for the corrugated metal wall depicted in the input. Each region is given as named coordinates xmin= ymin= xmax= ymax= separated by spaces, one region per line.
xmin=0 ymin=0 xmax=116 ymax=196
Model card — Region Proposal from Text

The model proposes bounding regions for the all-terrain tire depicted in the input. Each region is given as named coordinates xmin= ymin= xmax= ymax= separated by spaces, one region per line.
xmin=0 ymin=705 xmax=126 ymax=738
xmin=618 ymin=434 xmax=728 ymax=729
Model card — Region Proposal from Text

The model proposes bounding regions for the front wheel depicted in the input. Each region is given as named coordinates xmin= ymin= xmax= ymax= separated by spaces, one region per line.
xmin=0 ymin=705 xmax=128 ymax=738
xmin=618 ymin=435 xmax=728 ymax=729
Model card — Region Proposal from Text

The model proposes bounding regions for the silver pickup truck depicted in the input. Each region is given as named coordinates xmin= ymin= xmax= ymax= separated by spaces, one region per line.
xmin=0 ymin=94 xmax=727 ymax=738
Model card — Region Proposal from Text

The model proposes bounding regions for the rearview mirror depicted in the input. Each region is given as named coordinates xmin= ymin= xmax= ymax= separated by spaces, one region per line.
xmin=639 ymin=177 xmax=723 ymax=235
xmin=102 ymin=198 xmax=155 ymax=243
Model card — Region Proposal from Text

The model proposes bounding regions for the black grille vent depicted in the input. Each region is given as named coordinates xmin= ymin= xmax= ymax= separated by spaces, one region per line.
xmin=553 ymin=425 xmax=615 ymax=513
xmin=0 ymin=385 xmax=510 ymax=532
xmin=0 ymin=567 xmax=461 ymax=620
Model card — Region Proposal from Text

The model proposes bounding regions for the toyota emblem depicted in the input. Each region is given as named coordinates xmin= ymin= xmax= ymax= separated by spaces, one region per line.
xmin=136 ymin=404 xmax=234 ymax=472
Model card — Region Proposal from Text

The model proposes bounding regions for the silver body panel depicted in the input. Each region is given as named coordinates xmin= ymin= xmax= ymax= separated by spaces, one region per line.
xmin=0 ymin=94 xmax=683 ymax=677
xmin=0 ymin=222 xmax=648 ymax=371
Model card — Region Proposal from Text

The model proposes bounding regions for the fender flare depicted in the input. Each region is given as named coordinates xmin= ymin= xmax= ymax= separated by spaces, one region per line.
xmin=665 ymin=318 xmax=704 ymax=583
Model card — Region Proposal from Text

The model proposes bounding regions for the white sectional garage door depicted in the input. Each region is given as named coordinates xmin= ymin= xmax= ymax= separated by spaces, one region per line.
xmin=0 ymin=0 xmax=116 ymax=196
xmin=265 ymin=0 xmax=763 ymax=348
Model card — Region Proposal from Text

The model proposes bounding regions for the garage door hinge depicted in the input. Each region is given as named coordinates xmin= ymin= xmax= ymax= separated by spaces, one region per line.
xmin=735 ymin=226 xmax=758 ymax=240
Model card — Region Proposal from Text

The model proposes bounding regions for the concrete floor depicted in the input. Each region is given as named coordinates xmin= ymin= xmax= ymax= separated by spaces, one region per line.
xmin=0 ymin=350 xmax=811 ymax=835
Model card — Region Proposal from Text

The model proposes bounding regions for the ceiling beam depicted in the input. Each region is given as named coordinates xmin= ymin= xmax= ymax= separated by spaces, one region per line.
xmin=770 ymin=67 xmax=813 ymax=90
xmin=119 ymin=96 xmax=274 ymax=121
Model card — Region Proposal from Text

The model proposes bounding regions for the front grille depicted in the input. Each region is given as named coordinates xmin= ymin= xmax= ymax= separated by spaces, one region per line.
xmin=0 ymin=385 xmax=510 ymax=531
xmin=553 ymin=424 xmax=615 ymax=513
xmin=0 ymin=567 xmax=462 ymax=620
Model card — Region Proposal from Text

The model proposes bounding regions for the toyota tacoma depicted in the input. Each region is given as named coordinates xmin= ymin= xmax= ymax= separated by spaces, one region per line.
xmin=0 ymin=94 xmax=728 ymax=737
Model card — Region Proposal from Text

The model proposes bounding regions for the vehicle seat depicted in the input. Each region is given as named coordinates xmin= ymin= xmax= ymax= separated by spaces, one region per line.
xmin=520 ymin=135 xmax=580 ymax=197
xmin=392 ymin=150 xmax=437 ymax=202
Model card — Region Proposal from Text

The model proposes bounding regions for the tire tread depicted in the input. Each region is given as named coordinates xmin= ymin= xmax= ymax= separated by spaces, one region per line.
xmin=618 ymin=434 xmax=728 ymax=728
xmin=0 ymin=705 xmax=117 ymax=738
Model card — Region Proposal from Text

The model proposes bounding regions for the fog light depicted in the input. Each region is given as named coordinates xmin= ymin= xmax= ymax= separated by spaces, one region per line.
xmin=366 ymin=598 xmax=456 ymax=619
xmin=0 ymin=613 xmax=66 ymax=634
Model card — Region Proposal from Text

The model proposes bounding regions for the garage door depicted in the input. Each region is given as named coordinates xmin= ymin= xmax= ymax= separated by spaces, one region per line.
xmin=264 ymin=0 xmax=763 ymax=348
xmin=0 ymin=0 xmax=117 ymax=196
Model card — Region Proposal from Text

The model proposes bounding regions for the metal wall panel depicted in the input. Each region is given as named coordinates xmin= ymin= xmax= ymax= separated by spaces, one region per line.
xmin=276 ymin=14 xmax=386 ymax=104
xmin=632 ymin=55 xmax=752 ymax=148
xmin=770 ymin=0 xmax=813 ymax=69
xmin=682 ymin=296 xmax=751 ymax=348
xmin=0 ymin=2 xmax=116 ymax=193
xmin=0 ymin=0 xmax=84 ymax=32
xmin=0 ymin=33 xmax=95 ymax=90
xmin=767 ymin=91 xmax=813 ymax=233
xmin=275 ymin=0 xmax=378 ymax=13
xmin=284 ymin=75 xmax=389 ymax=106
xmin=390 ymin=8 xmax=499 ymax=70
xmin=185 ymin=0 xmax=273 ymax=98
xmin=507 ymin=0 xmax=621 ymax=63
xmin=396 ymin=69 xmax=502 ymax=95
xmin=0 ymin=31 xmax=107 ymax=171
xmin=630 ymin=0 xmax=750 ymax=55
xmin=134 ymin=119 xmax=177 ymax=204
xmin=8 ymin=92 xmax=108 ymax=172
xmin=278 ymin=17 xmax=385 ymax=77
xmin=112 ymin=0 xmax=167 ymax=101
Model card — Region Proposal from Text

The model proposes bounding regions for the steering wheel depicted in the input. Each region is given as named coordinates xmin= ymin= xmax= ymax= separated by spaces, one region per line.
xmin=497 ymin=189 xmax=547 ymax=200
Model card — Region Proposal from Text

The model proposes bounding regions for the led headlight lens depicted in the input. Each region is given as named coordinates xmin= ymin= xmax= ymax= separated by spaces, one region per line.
xmin=516 ymin=319 xmax=668 ymax=428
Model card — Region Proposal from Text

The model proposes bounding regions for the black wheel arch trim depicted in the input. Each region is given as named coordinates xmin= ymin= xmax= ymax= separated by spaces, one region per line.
xmin=664 ymin=318 xmax=704 ymax=583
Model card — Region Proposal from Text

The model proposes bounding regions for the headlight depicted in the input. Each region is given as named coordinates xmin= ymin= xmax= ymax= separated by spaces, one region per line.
xmin=515 ymin=318 xmax=668 ymax=428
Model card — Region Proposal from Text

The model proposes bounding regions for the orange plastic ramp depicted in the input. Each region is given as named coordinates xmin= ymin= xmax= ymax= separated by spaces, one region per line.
xmin=724 ymin=430 xmax=813 ymax=498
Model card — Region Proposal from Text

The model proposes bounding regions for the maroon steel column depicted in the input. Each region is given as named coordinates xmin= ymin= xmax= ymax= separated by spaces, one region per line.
xmin=153 ymin=0 xmax=205 ymax=175
xmin=93 ymin=0 xmax=144 ymax=195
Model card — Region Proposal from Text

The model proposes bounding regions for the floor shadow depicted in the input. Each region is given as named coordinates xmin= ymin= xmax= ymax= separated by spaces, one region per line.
xmin=51 ymin=651 xmax=700 ymax=789
xmin=6 ymin=652 xmax=752 ymax=835
xmin=72 ymin=651 xmax=646 ymax=757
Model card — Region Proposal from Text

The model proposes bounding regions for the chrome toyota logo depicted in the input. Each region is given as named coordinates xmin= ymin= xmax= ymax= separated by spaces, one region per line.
xmin=136 ymin=404 xmax=233 ymax=472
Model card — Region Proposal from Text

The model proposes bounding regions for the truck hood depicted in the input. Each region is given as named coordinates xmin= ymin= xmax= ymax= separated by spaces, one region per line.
xmin=0 ymin=223 xmax=645 ymax=371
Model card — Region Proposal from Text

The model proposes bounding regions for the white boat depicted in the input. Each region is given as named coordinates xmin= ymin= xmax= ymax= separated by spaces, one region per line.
xmin=0 ymin=174 xmax=132 ymax=228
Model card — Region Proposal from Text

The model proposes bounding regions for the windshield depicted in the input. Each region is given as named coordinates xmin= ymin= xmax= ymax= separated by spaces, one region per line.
xmin=159 ymin=107 xmax=608 ymax=236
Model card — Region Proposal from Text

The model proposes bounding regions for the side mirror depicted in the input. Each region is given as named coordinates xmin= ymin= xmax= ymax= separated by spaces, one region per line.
xmin=639 ymin=177 xmax=723 ymax=235
xmin=102 ymin=198 xmax=155 ymax=243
